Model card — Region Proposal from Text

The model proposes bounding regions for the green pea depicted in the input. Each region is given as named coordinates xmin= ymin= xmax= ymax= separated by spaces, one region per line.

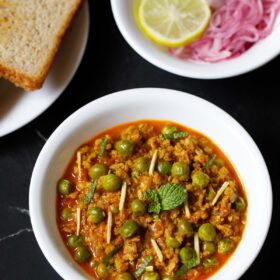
xmin=142 ymin=271 xmax=160 ymax=280
xmin=202 ymin=242 xmax=216 ymax=254
xmin=234 ymin=196 xmax=246 ymax=212
xmin=162 ymin=125 xmax=178 ymax=135
xmin=88 ymin=163 xmax=108 ymax=180
xmin=75 ymin=246 xmax=91 ymax=263
xmin=102 ymin=174 xmax=122 ymax=192
xmin=166 ymin=237 xmax=180 ymax=249
xmin=157 ymin=161 xmax=172 ymax=175
xmin=115 ymin=140 xmax=135 ymax=156
xmin=131 ymin=199 xmax=146 ymax=216
xmin=218 ymin=238 xmax=235 ymax=254
xmin=87 ymin=206 xmax=106 ymax=224
xmin=60 ymin=208 xmax=72 ymax=221
xmin=171 ymin=162 xmax=190 ymax=179
xmin=177 ymin=219 xmax=193 ymax=237
xmin=179 ymin=247 xmax=196 ymax=264
xmin=58 ymin=179 xmax=73 ymax=196
xmin=134 ymin=157 xmax=150 ymax=173
xmin=192 ymin=170 xmax=210 ymax=188
xmin=117 ymin=272 xmax=135 ymax=280
xmin=198 ymin=223 xmax=216 ymax=242
xmin=96 ymin=263 xmax=109 ymax=278
xmin=68 ymin=234 xmax=83 ymax=248
xmin=203 ymin=257 xmax=219 ymax=268
xmin=120 ymin=220 xmax=139 ymax=238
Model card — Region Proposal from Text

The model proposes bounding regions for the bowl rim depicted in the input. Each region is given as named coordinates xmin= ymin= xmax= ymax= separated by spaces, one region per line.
xmin=110 ymin=0 xmax=280 ymax=79
xmin=29 ymin=88 xmax=273 ymax=280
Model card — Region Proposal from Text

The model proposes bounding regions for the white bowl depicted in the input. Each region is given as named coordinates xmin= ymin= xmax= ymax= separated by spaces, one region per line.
xmin=29 ymin=88 xmax=272 ymax=280
xmin=111 ymin=0 xmax=280 ymax=79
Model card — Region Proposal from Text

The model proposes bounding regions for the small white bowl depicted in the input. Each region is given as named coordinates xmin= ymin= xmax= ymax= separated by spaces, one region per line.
xmin=29 ymin=88 xmax=272 ymax=280
xmin=111 ymin=0 xmax=280 ymax=79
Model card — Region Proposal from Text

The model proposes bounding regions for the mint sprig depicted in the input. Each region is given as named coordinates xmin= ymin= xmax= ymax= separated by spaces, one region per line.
xmin=145 ymin=183 xmax=187 ymax=214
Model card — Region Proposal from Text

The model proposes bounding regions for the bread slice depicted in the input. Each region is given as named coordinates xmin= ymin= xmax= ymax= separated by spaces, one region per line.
xmin=0 ymin=0 xmax=82 ymax=91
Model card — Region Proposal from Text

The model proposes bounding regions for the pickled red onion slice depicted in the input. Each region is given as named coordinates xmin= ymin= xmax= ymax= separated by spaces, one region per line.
xmin=170 ymin=0 xmax=280 ymax=63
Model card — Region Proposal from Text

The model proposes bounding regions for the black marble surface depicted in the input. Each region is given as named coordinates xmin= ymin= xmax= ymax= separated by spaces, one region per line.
xmin=0 ymin=1 xmax=279 ymax=279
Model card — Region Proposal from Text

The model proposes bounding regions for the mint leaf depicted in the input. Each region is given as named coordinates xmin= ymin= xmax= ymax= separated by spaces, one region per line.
xmin=186 ymin=258 xmax=199 ymax=269
xmin=145 ymin=189 xmax=161 ymax=214
xmin=175 ymin=258 xmax=199 ymax=277
xmin=83 ymin=180 xmax=97 ymax=205
xmin=158 ymin=183 xmax=187 ymax=210
xmin=203 ymin=154 xmax=216 ymax=171
xmin=145 ymin=183 xmax=187 ymax=214
xmin=134 ymin=255 xmax=153 ymax=278
xmin=102 ymin=245 xmax=121 ymax=266
xmin=162 ymin=131 xmax=188 ymax=140
xmin=145 ymin=189 xmax=158 ymax=201
xmin=98 ymin=137 xmax=107 ymax=159
xmin=148 ymin=203 xmax=161 ymax=215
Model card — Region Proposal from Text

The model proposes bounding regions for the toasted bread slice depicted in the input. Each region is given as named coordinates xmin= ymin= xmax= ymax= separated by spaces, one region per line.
xmin=0 ymin=0 xmax=82 ymax=91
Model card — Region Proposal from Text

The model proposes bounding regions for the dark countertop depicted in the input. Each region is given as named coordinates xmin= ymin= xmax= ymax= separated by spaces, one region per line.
xmin=0 ymin=1 xmax=279 ymax=279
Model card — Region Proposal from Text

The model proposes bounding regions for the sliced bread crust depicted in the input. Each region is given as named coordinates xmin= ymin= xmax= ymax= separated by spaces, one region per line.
xmin=0 ymin=0 xmax=83 ymax=91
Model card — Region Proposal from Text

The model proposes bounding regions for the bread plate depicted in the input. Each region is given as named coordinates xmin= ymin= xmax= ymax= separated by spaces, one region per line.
xmin=0 ymin=0 xmax=89 ymax=137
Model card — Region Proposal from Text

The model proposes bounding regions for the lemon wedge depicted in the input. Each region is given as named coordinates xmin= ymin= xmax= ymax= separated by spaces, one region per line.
xmin=138 ymin=0 xmax=211 ymax=47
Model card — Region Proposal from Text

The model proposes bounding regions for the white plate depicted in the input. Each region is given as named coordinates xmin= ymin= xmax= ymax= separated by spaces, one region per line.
xmin=0 ymin=1 xmax=90 ymax=137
